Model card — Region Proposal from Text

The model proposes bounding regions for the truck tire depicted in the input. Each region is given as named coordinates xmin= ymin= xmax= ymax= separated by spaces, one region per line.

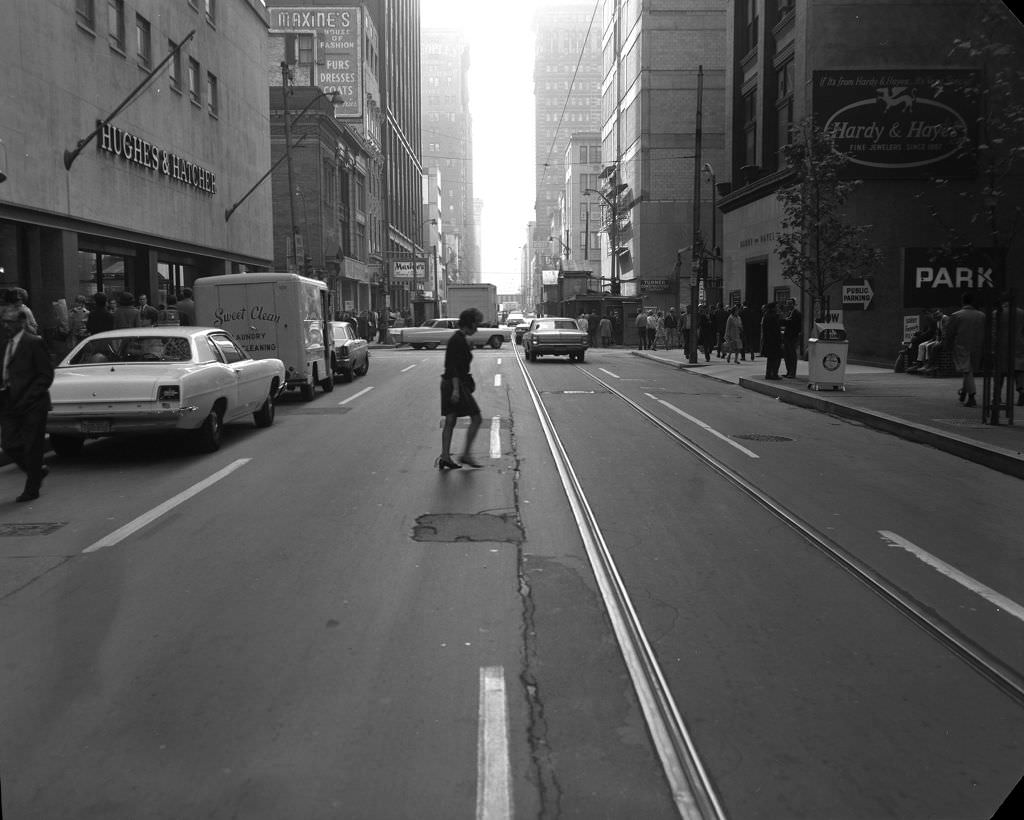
xmin=300 ymin=382 xmax=315 ymax=401
xmin=426 ymin=343 xmax=440 ymax=350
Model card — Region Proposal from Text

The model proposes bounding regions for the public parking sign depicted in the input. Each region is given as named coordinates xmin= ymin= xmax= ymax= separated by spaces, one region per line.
xmin=842 ymin=280 xmax=874 ymax=310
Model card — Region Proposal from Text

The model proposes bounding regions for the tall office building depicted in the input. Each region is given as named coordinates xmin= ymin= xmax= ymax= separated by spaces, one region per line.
xmin=421 ymin=28 xmax=478 ymax=284
xmin=599 ymin=0 xmax=727 ymax=306
xmin=532 ymin=3 xmax=603 ymax=278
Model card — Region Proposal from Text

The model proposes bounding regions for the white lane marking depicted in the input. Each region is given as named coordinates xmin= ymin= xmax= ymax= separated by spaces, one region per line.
xmin=879 ymin=531 xmax=1024 ymax=623
xmin=497 ymin=358 xmax=502 ymax=365
xmin=476 ymin=666 xmax=511 ymax=820
xmin=646 ymin=393 xmax=760 ymax=459
xmin=338 ymin=385 xmax=374 ymax=405
xmin=489 ymin=416 xmax=501 ymax=459
xmin=493 ymin=374 xmax=501 ymax=388
xmin=401 ymin=364 xmax=417 ymax=372
xmin=599 ymin=367 xmax=620 ymax=379
xmin=83 ymin=459 xmax=251 ymax=553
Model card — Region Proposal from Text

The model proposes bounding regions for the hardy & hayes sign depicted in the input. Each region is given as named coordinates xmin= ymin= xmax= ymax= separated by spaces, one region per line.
xmin=813 ymin=70 xmax=980 ymax=179
xmin=97 ymin=122 xmax=215 ymax=195
xmin=903 ymin=247 xmax=1005 ymax=308
xmin=269 ymin=6 xmax=363 ymax=119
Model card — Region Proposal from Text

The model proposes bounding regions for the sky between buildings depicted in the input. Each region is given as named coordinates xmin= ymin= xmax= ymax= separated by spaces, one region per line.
xmin=422 ymin=0 xmax=553 ymax=295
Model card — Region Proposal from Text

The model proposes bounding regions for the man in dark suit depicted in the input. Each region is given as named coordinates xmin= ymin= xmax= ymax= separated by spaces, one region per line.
xmin=1 ymin=306 xmax=54 ymax=502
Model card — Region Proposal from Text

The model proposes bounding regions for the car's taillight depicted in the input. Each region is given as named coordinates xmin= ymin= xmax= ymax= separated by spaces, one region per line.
xmin=158 ymin=385 xmax=180 ymax=401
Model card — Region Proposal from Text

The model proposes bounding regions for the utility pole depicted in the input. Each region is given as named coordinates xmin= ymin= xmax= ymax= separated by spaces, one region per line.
xmin=281 ymin=62 xmax=299 ymax=273
xmin=688 ymin=65 xmax=704 ymax=364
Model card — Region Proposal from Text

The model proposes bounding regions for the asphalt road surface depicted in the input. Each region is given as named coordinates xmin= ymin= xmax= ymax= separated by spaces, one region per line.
xmin=1 ymin=345 xmax=1021 ymax=819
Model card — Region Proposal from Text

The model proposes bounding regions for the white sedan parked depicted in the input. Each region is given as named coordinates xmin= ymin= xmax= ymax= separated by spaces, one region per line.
xmin=47 ymin=327 xmax=286 ymax=455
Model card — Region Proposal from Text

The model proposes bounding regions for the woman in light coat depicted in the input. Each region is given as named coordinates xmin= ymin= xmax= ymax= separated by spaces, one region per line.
xmin=723 ymin=305 xmax=744 ymax=363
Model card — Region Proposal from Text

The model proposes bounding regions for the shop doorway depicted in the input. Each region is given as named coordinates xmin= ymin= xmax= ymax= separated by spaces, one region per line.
xmin=745 ymin=259 xmax=769 ymax=309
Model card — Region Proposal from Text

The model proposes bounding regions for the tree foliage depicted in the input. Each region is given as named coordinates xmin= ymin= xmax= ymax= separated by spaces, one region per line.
xmin=923 ymin=0 xmax=1024 ymax=255
xmin=775 ymin=119 xmax=884 ymax=318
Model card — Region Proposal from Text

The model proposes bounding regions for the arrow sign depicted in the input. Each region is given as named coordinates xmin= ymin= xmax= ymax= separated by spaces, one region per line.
xmin=842 ymin=279 xmax=874 ymax=310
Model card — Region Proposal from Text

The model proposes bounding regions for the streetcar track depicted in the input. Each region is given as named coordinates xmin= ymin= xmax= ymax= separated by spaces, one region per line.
xmin=572 ymin=364 xmax=1024 ymax=707
xmin=513 ymin=346 xmax=726 ymax=820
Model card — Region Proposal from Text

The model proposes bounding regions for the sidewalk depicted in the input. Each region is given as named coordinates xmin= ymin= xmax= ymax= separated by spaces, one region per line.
xmin=633 ymin=347 xmax=1024 ymax=480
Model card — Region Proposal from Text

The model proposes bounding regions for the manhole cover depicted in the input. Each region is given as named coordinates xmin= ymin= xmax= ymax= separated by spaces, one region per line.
xmin=0 ymin=523 xmax=66 ymax=537
xmin=413 ymin=513 xmax=523 ymax=544
xmin=733 ymin=434 xmax=794 ymax=442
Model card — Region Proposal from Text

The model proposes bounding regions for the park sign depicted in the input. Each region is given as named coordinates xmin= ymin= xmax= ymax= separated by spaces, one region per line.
xmin=812 ymin=69 xmax=980 ymax=179
xmin=903 ymin=247 xmax=1005 ymax=309
xmin=268 ymin=6 xmax=363 ymax=119
xmin=841 ymin=280 xmax=873 ymax=310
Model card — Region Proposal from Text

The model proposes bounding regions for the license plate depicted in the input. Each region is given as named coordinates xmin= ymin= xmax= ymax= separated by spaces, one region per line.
xmin=82 ymin=420 xmax=111 ymax=434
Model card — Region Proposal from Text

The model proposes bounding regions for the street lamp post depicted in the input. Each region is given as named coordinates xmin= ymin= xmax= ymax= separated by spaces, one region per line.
xmin=281 ymin=63 xmax=300 ymax=272
xmin=548 ymin=233 xmax=570 ymax=270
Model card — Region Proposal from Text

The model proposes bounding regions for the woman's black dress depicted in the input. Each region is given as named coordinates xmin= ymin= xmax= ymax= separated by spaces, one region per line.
xmin=440 ymin=330 xmax=480 ymax=417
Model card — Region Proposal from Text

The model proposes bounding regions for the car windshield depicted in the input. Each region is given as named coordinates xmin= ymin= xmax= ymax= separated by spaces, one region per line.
xmin=66 ymin=336 xmax=194 ymax=365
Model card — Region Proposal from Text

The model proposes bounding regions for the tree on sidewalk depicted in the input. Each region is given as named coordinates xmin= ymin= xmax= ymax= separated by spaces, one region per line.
xmin=920 ymin=0 xmax=1024 ymax=266
xmin=775 ymin=118 xmax=884 ymax=320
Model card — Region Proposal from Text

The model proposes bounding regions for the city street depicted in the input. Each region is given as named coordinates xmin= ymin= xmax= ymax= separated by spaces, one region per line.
xmin=1 ymin=345 xmax=1022 ymax=819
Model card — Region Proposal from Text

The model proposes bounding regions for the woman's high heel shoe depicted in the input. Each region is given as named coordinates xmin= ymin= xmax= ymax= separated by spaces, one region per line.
xmin=459 ymin=455 xmax=482 ymax=468
xmin=436 ymin=456 xmax=462 ymax=470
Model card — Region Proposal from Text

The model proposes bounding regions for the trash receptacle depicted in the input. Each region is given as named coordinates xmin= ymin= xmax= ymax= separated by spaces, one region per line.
xmin=807 ymin=322 xmax=848 ymax=391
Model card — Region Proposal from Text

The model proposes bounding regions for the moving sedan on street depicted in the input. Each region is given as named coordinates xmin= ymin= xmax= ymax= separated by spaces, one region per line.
xmin=522 ymin=317 xmax=590 ymax=362
xmin=47 ymin=328 xmax=286 ymax=456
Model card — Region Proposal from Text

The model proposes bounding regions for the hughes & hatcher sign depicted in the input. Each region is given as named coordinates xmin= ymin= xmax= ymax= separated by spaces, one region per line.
xmin=98 ymin=122 xmax=215 ymax=195
xmin=813 ymin=70 xmax=980 ymax=179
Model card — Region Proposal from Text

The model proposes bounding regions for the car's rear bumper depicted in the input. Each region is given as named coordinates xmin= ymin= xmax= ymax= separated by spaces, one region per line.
xmin=47 ymin=406 xmax=202 ymax=436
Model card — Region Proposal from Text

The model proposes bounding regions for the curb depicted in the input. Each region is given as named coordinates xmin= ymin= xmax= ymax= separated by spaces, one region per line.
xmin=632 ymin=350 xmax=1024 ymax=480
xmin=738 ymin=377 xmax=1024 ymax=480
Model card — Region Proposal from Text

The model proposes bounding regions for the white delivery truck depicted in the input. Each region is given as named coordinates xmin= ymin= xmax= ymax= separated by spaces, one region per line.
xmin=193 ymin=272 xmax=334 ymax=401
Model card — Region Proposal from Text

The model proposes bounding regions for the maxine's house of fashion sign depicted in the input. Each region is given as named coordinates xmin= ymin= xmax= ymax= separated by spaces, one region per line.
xmin=97 ymin=122 xmax=216 ymax=195
xmin=813 ymin=69 xmax=980 ymax=179
xmin=269 ymin=6 xmax=363 ymax=119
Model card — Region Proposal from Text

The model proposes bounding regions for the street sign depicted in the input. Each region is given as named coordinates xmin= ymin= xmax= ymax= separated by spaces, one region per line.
xmin=392 ymin=261 xmax=426 ymax=280
xmin=842 ymin=279 xmax=874 ymax=309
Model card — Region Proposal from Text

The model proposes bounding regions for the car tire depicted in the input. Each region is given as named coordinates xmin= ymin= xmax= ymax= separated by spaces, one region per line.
xmin=528 ymin=349 xmax=538 ymax=362
xmin=300 ymin=382 xmax=315 ymax=401
xmin=253 ymin=392 xmax=276 ymax=428
xmin=411 ymin=344 xmax=423 ymax=350
xmin=576 ymin=351 xmax=585 ymax=363
xmin=192 ymin=407 xmax=223 ymax=453
xmin=426 ymin=343 xmax=440 ymax=350
xmin=49 ymin=434 xmax=84 ymax=457
xmin=489 ymin=336 xmax=503 ymax=349
xmin=357 ymin=356 xmax=370 ymax=376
